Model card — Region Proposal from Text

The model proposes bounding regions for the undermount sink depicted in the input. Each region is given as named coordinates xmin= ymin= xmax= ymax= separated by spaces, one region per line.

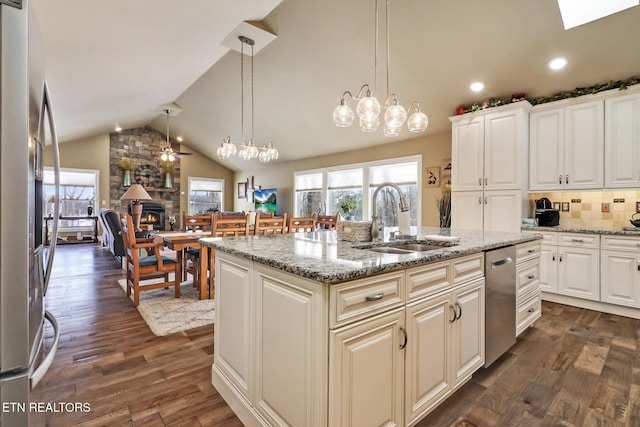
xmin=366 ymin=243 xmax=446 ymax=254
xmin=389 ymin=243 xmax=444 ymax=252
xmin=368 ymin=247 xmax=416 ymax=254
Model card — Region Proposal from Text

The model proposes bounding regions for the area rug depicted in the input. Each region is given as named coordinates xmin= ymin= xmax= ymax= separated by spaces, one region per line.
xmin=117 ymin=275 xmax=214 ymax=336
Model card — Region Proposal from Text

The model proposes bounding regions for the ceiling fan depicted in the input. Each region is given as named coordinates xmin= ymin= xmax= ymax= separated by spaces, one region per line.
xmin=160 ymin=107 xmax=194 ymax=161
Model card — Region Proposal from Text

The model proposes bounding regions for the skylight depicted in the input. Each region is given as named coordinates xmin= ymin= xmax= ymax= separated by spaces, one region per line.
xmin=557 ymin=0 xmax=639 ymax=30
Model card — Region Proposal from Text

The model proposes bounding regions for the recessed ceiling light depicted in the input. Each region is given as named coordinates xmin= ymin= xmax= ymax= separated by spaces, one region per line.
xmin=115 ymin=126 xmax=122 ymax=132
xmin=470 ymin=81 xmax=484 ymax=92
xmin=548 ymin=57 xmax=568 ymax=70
xmin=176 ymin=136 xmax=183 ymax=142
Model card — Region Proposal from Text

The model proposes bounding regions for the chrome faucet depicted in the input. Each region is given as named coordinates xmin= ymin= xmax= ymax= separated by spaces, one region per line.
xmin=371 ymin=182 xmax=410 ymax=240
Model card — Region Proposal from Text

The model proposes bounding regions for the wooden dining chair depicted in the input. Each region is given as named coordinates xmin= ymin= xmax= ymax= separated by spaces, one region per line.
xmin=254 ymin=213 xmax=288 ymax=235
xmin=121 ymin=214 xmax=179 ymax=306
xmin=213 ymin=213 xmax=251 ymax=236
xmin=316 ymin=212 xmax=339 ymax=230
xmin=288 ymin=214 xmax=317 ymax=233
xmin=182 ymin=211 xmax=214 ymax=286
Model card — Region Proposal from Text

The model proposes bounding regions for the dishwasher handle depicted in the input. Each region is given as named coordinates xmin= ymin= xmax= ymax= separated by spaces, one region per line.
xmin=491 ymin=257 xmax=513 ymax=268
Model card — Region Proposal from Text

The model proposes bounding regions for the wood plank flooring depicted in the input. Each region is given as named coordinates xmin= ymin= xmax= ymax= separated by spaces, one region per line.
xmin=30 ymin=244 xmax=640 ymax=426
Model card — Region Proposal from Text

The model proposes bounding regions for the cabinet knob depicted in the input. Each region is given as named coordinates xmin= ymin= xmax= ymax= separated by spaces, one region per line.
xmin=484 ymin=178 xmax=488 ymax=186
xmin=527 ymin=308 xmax=535 ymax=313
xmin=478 ymin=178 xmax=482 ymax=186
xmin=527 ymin=274 xmax=535 ymax=280
xmin=528 ymin=249 xmax=535 ymax=254
xmin=559 ymin=175 xmax=562 ymax=184
xmin=571 ymin=238 xmax=585 ymax=243
xmin=566 ymin=175 xmax=569 ymax=184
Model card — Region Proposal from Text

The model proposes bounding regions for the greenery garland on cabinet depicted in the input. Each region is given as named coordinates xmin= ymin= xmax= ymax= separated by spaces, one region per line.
xmin=457 ymin=75 xmax=640 ymax=114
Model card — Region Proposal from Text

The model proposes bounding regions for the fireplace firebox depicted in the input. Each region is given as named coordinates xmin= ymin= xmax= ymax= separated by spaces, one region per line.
xmin=128 ymin=202 xmax=165 ymax=230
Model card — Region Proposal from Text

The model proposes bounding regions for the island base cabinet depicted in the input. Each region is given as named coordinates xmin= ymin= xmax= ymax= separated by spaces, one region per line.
xmin=329 ymin=307 xmax=405 ymax=427
xmin=254 ymin=265 xmax=328 ymax=427
xmin=404 ymin=278 xmax=485 ymax=426
xmin=213 ymin=255 xmax=253 ymax=404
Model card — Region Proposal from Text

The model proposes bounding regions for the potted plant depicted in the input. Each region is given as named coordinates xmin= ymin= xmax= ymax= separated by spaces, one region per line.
xmin=340 ymin=198 xmax=357 ymax=220
xmin=160 ymin=162 xmax=176 ymax=189
xmin=118 ymin=157 xmax=135 ymax=187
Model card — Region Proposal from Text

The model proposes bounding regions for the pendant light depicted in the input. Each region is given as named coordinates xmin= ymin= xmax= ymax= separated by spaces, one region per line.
xmin=160 ymin=108 xmax=176 ymax=162
xmin=332 ymin=0 xmax=428 ymax=136
xmin=217 ymin=36 xmax=279 ymax=163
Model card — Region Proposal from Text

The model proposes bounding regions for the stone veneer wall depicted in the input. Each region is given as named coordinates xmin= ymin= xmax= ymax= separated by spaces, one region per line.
xmin=109 ymin=126 xmax=181 ymax=228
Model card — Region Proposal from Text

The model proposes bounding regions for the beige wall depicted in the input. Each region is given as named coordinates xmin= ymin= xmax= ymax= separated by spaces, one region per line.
xmin=233 ymin=131 xmax=452 ymax=226
xmin=43 ymin=134 xmax=111 ymax=210
xmin=179 ymin=147 xmax=235 ymax=216
xmin=44 ymin=134 xmax=235 ymax=216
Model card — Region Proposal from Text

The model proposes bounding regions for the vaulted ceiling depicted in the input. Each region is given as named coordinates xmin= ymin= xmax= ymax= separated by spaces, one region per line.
xmin=33 ymin=0 xmax=640 ymax=170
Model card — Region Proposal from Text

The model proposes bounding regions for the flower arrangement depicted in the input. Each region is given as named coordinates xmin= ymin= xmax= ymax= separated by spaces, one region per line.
xmin=340 ymin=198 xmax=357 ymax=216
xmin=118 ymin=157 xmax=135 ymax=170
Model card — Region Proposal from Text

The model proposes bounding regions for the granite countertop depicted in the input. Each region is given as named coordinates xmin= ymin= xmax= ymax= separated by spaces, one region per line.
xmin=521 ymin=225 xmax=640 ymax=236
xmin=200 ymin=227 xmax=541 ymax=284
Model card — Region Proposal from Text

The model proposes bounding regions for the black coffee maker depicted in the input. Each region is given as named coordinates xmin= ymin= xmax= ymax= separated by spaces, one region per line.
xmin=535 ymin=197 xmax=560 ymax=226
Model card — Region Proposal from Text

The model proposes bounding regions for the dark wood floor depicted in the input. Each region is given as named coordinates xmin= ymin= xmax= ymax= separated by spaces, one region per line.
xmin=30 ymin=244 xmax=640 ymax=426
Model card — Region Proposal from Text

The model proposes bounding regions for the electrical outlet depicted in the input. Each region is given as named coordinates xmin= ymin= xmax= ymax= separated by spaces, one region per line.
xmin=602 ymin=202 xmax=610 ymax=213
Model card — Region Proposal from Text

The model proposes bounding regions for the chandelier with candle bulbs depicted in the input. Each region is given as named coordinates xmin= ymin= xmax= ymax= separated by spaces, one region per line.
xmin=217 ymin=36 xmax=279 ymax=163
xmin=332 ymin=0 xmax=428 ymax=136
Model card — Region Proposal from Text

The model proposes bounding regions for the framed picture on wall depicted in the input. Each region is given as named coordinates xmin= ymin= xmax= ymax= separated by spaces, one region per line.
xmin=424 ymin=166 xmax=440 ymax=188
xmin=247 ymin=176 xmax=254 ymax=190
xmin=238 ymin=182 xmax=246 ymax=199
xmin=440 ymin=158 xmax=452 ymax=189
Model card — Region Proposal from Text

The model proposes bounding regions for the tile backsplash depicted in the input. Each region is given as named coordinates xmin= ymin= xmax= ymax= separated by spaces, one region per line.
xmin=529 ymin=190 xmax=640 ymax=230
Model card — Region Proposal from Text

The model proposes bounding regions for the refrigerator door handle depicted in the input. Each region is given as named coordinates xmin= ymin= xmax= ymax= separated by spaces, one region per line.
xmin=40 ymin=81 xmax=60 ymax=295
xmin=30 ymin=310 xmax=60 ymax=388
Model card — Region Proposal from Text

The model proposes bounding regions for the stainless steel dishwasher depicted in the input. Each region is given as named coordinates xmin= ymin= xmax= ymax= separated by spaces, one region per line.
xmin=484 ymin=246 xmax=516 ymax=367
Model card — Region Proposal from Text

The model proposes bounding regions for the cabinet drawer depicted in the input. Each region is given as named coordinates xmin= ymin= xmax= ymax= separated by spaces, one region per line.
xmin=537 ymin=231 xmax=558 ymax=245
xmin=601 ymin=235 xmax=640 ymax=251
xmin=559 ymin=233 xmax=599 ymax=248
xmin=516 ymin=258 xmax=540 ymax=298
xmin=452 ymin=253 xmax=484 ymax=285
xmin=516 ymin=241 xmax=541 ymax=263
xmin=516 ymin=290 xmax=541 ymax=336
xmin=406 ymin=260 xmax=451 ymax=302
xmin=330 ymin=271 xmax=404 ymax=328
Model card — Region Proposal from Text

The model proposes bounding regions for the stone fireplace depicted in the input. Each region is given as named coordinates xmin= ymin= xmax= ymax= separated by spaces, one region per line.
xmin=109 ymin=126 xmax=181 ymax=228
xmin=129 ymin=202 xmax=166 ymax=231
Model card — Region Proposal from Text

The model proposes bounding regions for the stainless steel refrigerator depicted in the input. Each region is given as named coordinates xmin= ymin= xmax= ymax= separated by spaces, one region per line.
xmin=0 ymin=1 xmax=61 ymax=425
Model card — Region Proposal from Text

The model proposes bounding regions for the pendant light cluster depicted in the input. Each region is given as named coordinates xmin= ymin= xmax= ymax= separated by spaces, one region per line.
xmin=160 ymin=108 xmax=176 ymax=162
xmin=332 ymin=0 xmax=428 ymax=136
xmin=217 ymin=36 xmax=279 ymax=163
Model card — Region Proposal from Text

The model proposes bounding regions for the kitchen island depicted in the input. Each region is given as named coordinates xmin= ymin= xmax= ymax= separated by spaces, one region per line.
xmin=200 ymin=227 xmax=541 ymax=427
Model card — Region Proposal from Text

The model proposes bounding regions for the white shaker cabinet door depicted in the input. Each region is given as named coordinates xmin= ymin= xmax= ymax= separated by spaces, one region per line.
xmin=557 ymin=247 xmax=600 ymax=301
xmin=601 ymin=250 xmax=640 ymax=309
xmin=329 ymin=308 xmax=405 ymax=427
xmin=451 ymin=191 xmax=483 ymax=231
xmin=451 ymin=116 xmax=484 ymax=191
xmin=529 ymin=108 xmax=564 ymax=191
xmin=605 ymin=92 xmax=640 ymax=188
xmin=563 ymin=100 xmax=604 ymax=189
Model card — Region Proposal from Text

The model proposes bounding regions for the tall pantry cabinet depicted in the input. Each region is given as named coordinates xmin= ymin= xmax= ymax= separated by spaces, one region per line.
xmin=450 ymin=102 xmax=531 ymax=232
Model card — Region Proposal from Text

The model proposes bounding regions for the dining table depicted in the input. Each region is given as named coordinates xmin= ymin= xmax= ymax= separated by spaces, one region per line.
xmin=152 ymin=230 xmax=215 ymax=300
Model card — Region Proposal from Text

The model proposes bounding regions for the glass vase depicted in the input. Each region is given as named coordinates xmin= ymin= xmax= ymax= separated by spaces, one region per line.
xmin=123 ymin=170 xmax=131 ymax=187
xmin=164 ymin=172 xmax=172 ymax=189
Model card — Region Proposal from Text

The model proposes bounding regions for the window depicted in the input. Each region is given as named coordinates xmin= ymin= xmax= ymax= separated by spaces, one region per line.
xmin=293 ymin=155 xmax=421 ymax=226
xmin=327 ymin=168 xmax=363 ymax=220
xmin=188 ymin=177 xmax=224 ymax=215
xmin=369 ymin=161 xmax=419 ymax=226
xmin=44 ymin=168 xmax=98 ymax=217
xmin=294 ymin=172 xmax=323 ymax=217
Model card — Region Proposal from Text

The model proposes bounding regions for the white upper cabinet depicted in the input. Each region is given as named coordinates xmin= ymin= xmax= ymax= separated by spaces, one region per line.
xmin=451 ymin=103 xmax=530 ymax=192
xmin=605 ymin=90 xmax=640 ymax=188
xmin=529 ymin=99 xmax=604 ymax=190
